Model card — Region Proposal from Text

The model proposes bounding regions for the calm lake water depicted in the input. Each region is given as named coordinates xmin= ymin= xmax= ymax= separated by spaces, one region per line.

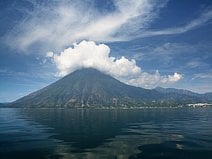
xmin=0 ymin=108 xmax=212 ymax=159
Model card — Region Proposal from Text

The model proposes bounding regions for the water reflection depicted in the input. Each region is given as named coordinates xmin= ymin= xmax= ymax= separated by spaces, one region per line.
xmin=0 ymin=108 xmax=212 ymax=159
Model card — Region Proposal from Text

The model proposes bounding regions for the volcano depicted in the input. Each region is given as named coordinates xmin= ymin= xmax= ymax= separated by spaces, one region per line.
xmin=11 ymin=68 xmax=210 ymax=108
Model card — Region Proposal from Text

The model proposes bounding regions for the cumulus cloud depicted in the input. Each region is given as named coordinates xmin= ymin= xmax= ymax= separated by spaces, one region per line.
xmin=46 ymin=51 xmax=54 ymax=58
xmin=168 ymin=73 xmax=183 ymax=82
xmin=48 ymin=41 xmax=182 ymax=88
xmin=5 ymin=0 xmax=166 ymax=53
xmin=52 ymin=41 xmax=141 ymax=78
xmin=127 ymin=71 xmax=182 ymax=88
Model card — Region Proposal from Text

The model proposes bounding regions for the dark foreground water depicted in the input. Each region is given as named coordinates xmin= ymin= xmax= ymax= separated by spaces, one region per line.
xmin=0 ymin=108 xmax=212 ymax=159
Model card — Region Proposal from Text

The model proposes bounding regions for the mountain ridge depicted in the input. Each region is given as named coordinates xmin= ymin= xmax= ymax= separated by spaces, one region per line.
xmin=154 ymin=87 xmax=212 ymax=101
xmin=8 ymin=68 xmax=212 ymax=108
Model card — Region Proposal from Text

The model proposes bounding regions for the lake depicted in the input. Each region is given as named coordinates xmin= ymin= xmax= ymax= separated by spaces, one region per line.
xmin=0 ymin=108 xmax=212 ymax=159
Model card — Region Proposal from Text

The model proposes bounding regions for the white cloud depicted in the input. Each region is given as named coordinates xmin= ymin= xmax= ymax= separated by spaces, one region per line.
xmin=168 ymin=73 xmax=183 ymax=82
xmin=49 ymin=40 xmax=182 ymax=88
xmin=127 ymin=70 xmax=182 ymax=88
xmin=5 ymin=0 xmax=212 ymax=54
xmin=46 ymin=51 xmax=54 ymax=58
xmin=5 ymin=0 xmax=166 ymax=53
xmin=52 ymin=40 xmax=141 ymax=78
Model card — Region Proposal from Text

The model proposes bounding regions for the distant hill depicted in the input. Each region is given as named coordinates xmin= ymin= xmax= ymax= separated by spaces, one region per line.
xmin=154 ymin=87 xmax=199 ymax=96
xmin=202 ymin=92 xmax=212 ymax=101
xmin=0 ymin=103 xmax=9 ymax=107
xmin=10 ymin=68 xmax=211 ymax=108
xmin=154 ymin=87 xmax=212 ymax=102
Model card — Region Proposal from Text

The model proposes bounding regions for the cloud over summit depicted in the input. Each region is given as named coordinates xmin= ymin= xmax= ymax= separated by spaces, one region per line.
xmin=49 ymin=41 xmax=182 ymax=88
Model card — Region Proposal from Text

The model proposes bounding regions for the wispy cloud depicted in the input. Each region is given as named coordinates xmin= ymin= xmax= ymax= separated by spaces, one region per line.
xmin=4 ymin=0 xmax=212 ymax=54
xmin=132 ymin=42 xmax=196 ymax=63
xmin=192 ymin=73 xmax=212 ymax=80
xmin=0 ymin=66 xmax=57 ymax=84
xmin=5 ymin=0 xmax=166 ymax=53
xmin=132 ymin=42 xmax=212 ymax=69
xmin=186 ymin=59 xmax=209 ymax=69
xmin=140 ymin=9 xmax=212 ymax=37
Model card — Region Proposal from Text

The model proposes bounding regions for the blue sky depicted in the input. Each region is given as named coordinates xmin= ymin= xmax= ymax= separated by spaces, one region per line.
xmin=0 ymin=0 xmax=212 ymax=102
